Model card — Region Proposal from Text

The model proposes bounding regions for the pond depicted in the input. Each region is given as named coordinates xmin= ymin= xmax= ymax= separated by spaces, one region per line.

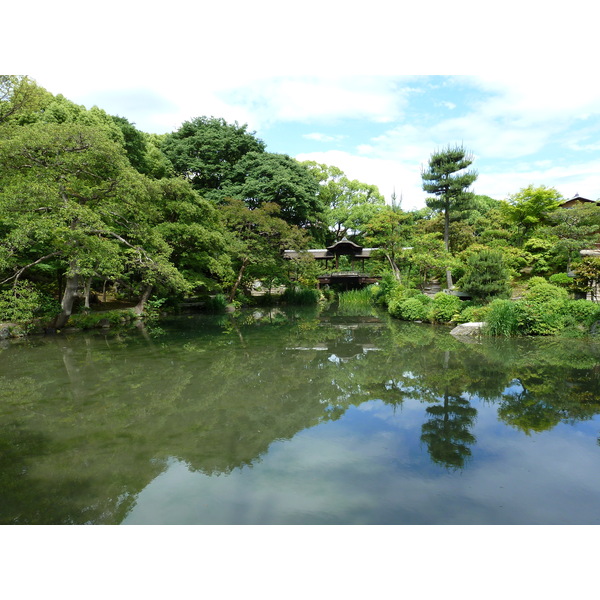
xmin=1 ymin=305 xmax=600 ymax=525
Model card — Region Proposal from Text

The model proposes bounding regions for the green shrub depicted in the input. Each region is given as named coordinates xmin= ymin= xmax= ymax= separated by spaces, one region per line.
xmin=524 ymin=280 xmax=569 ymax=303
xmin=548 ymin=273 xmax=573 ymax=289
xmin=455 ymin=304 xmax=491 ymax=324
xmin=374 ymin=273 xmax=401 ymax=306
xmin=518 ymin=299 xmax=567 ymax=335
xmin=526 ymin=276 xmax=548 ymax=287
xmin=403 ymin=288 xmax=427 ymax=300
xmin=0 ymin=282 xmax=59 ymax=329
xmin=485 ymin=295 xmax=600 ymax=337
xmin=388 ymin=297 xmax=430 ymax=321
xmin=458 ymin=249 xmax=511 ymax=302
xmin=429 ymin=292 xmax=462 ymax=323
xmin=559 ymin=299 xmax=600 ymax=326
xmin=387 ymin=286 xmax=427 ymax=306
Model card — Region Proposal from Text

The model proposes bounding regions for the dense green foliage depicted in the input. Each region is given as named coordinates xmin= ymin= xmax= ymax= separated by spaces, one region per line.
xmin=161 ymin=116 xmax=266 ymax=196
xmin=1 ymin=76 xmax=599 ymax=335
xmin=281 ymin=286 xmax=320 ymax=305
xmin=458 ymin=250 xmax=511 ymax=302
xmin=484 ymin=279 xmax=600 ymax=337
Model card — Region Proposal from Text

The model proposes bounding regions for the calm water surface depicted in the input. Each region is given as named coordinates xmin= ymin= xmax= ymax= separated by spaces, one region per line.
xmin=2 ymin=305 xmax=600 ymax=524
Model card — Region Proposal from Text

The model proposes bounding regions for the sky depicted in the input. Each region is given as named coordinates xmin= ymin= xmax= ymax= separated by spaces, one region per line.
xmin=25 ymin=73 xmax=600 ymax=211
xmin=6 ymin=1 xmax=600 ymax=212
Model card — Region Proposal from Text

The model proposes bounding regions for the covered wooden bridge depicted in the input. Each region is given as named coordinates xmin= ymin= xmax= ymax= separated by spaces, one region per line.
xmin=284 ymin=238 xmax=381 ymax=289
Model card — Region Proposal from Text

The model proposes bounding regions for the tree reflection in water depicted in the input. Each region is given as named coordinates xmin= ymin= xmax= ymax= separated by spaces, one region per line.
xmin=421 ymin=391 xmax=477 ymax=470
xmin=0 ymin=305 xmax=599 ymax=524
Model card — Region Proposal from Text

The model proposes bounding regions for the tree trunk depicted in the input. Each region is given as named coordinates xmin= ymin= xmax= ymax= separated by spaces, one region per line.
xmin=57 ymin=271 xmax=63 ymax=305
xmin=54 ymin=267 xmax=79 ymax=329
xmin=444 ymin=208 xmax=454 ymax=289
xmin=446 ymin=268 xmax=454 ymax=290
xmin=83 ymin=277 xmax=92 ymax=309
xmin=229 ymin=257 xmax=249 ymax=302
xmin=443 ymin=208 xmax=450 ymax=252
xmin=385 ymin=253 xmax=402 ymax=282
xmin=133 ymin=284 xmax=153 ymax=316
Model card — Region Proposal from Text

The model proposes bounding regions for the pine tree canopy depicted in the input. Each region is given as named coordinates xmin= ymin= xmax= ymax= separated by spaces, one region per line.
xmin=422 ymin=145 xmax=478 ymax=212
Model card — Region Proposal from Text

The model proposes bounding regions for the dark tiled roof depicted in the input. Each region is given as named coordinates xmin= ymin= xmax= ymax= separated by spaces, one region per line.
xmin=561 ymin=194 xmax=595 ymax=205
xmin=283 ymin=248 xmax=378 ymax=259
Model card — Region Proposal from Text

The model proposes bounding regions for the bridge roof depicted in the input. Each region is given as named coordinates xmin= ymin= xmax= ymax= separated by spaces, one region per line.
xmin=284 ymin=237 xmax=378 ymax=260
xmin=283 ymin=247 xmax=378 ymax=260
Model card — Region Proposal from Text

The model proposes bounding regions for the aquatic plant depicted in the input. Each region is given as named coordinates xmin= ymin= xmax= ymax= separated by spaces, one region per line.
xmin=484 ymin=299 xmax=523 ymax=337
xmin=282 ymin=286 xmax=319 ymax=305
xmin=204 ymin=294 xmax=229 ymax=313
xmin=338 ymin=288 xmax=373 ymax=307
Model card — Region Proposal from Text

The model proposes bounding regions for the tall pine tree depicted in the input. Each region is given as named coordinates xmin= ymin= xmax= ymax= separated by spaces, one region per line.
xmin=422 ymin=145 xmax=477 ymax=288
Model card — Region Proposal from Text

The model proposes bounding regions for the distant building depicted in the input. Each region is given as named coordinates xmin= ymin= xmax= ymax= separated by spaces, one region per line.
xmin=284 ymin=238 xmax=380 ymax=290
xmin=560 ymin=193 xmax=598 ymax=209
xmin=284 ymin=238 xmax=378 ymax=271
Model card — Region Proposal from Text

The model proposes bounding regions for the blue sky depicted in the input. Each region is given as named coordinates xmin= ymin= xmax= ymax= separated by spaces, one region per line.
xmin=6 ymin=3 xmax=600 ymax=213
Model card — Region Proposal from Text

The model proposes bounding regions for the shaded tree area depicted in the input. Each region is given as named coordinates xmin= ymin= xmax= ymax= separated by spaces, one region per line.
xmin=0 ymin=79 xmax=323 ymax=327
xmin=0 ymin=121 xmax=188 ymax=326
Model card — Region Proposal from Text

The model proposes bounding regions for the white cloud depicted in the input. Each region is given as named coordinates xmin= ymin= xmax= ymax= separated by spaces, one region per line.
xmin=438 ymin=101 xmax=456 ymax=110
xmin=26 ymin=72 xmax=600 ymax=207
xmin=478 ymin=160 xmax=600 ymax=201
xmin=223 ymin=77 xmax=415 ymax=127
xmin=303 ymin=133 xmax=347 ymax=143
xmin=296 ymin=150 xmax=425 ymax=210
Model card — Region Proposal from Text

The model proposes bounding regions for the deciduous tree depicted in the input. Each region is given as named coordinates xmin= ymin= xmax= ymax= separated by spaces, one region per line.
xmin=502 ymin=185 xmax=563 ymax=243
xmin=220 ymin=199 xmax=307 ymax=301
xmin=0 ymin=122 xmax=186 ymax=327
xmin=161 ymin=116 xmax=266 ymax=197
xmin=223 ymin=152 xmax=323 ymax=228
xmin=303 ymin=161 xmax=385 ymax=242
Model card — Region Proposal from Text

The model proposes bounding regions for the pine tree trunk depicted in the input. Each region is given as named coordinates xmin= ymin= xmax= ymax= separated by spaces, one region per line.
xmin=443 ymin=208 xmax=450 ymax=252
xmin=444 ymin=208 xmax=453 ymax=289
xmin=446 ymin=268 xmax=454 ymax=290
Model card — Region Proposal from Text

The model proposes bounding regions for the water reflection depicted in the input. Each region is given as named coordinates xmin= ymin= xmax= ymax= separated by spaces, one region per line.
xmin=1 ymin=306 xmax=599 ymax=524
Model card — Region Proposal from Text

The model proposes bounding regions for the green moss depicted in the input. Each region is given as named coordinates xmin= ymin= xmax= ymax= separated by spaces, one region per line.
xmin=68 ymin=309 xmax=136 ymax=330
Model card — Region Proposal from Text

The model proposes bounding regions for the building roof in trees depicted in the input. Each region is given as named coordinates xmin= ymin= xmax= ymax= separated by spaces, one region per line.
xmin=284 ymin=238 xmax=378 ymax=260
xmin=560 ymin=193 xmax=598 ymax=208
